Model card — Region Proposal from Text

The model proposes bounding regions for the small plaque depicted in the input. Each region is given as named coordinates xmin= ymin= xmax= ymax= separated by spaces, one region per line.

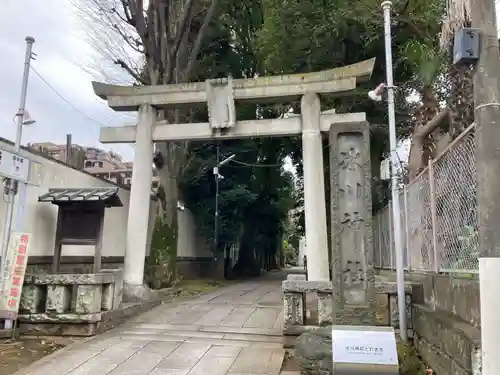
xmin=332 ymin=326 xmax=399 ymax=374
xmin=0 ymin=148 xmax=30 ymax=183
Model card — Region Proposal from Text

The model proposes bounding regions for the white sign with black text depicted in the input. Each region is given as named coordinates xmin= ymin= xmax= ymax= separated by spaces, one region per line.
xmin=331 ymin=326 xmax=399 ymax=366
xmin=0 ymin=148 xmax=30 ymax=183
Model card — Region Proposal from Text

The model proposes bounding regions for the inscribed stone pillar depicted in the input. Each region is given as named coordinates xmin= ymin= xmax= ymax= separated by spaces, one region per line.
xmin=301 ymin=93 xmax=330 ymax=281
xmin=329 ymin=121 xmax=376 ymax=325
xmin=123 ymin=104 xmax=155 ymax=300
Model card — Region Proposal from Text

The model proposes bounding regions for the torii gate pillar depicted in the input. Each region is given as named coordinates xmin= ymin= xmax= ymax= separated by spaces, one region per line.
xmin=123 ymin=104 xmax=155 ymax=299
xmin=301 ymin=93 xmax=329 ymax=281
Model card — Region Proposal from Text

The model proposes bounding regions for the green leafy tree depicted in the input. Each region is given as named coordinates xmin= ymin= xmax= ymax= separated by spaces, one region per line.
xmin=256 ymin=0 xmax=445 ymax=212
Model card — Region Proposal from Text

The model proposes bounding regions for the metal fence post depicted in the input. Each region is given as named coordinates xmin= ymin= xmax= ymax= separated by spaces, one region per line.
xmin=428 ymin=160 xmax=440 ymax=273
xmin=403 ymin=185 xmax=411 ymax=271
xmin=377 ymin=214 xmax=383 ymax=269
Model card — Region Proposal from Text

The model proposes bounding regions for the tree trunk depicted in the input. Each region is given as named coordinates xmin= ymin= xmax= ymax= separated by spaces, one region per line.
xmin=233 ymin=221 xmax=260 ymax=277
xmin=408 ymin=108 xmax=450 ymax=181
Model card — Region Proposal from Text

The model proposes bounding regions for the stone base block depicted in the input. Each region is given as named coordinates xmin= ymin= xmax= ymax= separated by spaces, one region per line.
xmin=20 ymin=284 xmax=46 ymax=314
xmin=46 ymin=285 xmax=71 ymax=313
xmin=101 ymin=268 xmax=124 ymax=309
xmin=76 ymin=285 xmax=102 ymax=313
xmin=334 ymin=306 xmax=376 ymax=326
xmin=18 ymin=299 xmax=161 ymax=337
xmin=123 ymin=283 xmax=152 ymax=302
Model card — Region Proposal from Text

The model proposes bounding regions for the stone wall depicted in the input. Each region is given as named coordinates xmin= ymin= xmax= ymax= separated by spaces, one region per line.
xmin=392 ymin=271 xmax=481 ymax=375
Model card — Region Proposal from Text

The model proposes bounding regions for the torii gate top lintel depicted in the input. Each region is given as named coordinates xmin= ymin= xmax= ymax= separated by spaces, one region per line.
xmin=92 ymin=58 xmax=375 ymax=112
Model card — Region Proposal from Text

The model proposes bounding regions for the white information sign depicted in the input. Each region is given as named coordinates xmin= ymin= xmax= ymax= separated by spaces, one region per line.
xmin=0 ymin=148 xmax=30 ymax=182
xmin=332 ymin=326 xmax=398 ymax=366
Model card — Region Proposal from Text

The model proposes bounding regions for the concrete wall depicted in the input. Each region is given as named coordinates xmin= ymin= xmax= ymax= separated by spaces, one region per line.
xmin=403 ymin=272 xmax=481 ymax=375
xmin=176 ymin=206 xmax=215 ymax=278
xmin=177 ymin=207 xmax=212 ymax=259
xmin=0 ymin=139 xmax=157 ymax=268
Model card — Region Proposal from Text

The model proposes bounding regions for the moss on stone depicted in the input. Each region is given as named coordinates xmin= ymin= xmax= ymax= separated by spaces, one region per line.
xmin=147 ymin=214 xmax=178 ymax=289
xmin=398 ymin=342 xmax=427 ymax=375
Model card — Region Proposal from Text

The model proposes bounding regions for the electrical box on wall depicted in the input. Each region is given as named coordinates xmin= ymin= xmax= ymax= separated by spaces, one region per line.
xmin=380 ymin=158 xmax=391 ymax=181
xmin=453 ymin=28 xmax=480 ymax=65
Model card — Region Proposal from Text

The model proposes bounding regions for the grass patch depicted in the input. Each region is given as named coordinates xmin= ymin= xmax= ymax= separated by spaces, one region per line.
xmin=398 ymin=342 xmax=427 ymax=374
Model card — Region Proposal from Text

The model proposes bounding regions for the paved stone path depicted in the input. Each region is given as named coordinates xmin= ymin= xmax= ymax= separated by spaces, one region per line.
xmin=17 ymin=275 xmax=286 ymax=375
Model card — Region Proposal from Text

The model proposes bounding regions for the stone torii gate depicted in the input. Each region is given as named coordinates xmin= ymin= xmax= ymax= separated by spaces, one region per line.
xmin=92 ymin=58 xmax=375 ymax=300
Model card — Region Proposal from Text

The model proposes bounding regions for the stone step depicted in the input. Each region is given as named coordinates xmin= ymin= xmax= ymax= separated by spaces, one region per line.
xmin=125 ymin=323 xmax=282 ymax=337
xmin=120 ymin=328 xmax=283 ymax=344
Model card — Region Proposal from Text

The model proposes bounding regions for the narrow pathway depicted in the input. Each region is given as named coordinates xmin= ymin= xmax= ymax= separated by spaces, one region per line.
xmin=17 ymin=274 xmax=286 ymax=375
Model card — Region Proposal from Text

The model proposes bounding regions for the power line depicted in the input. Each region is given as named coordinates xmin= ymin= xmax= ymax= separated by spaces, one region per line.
xmin=30 ymin=65 xmax=135 ymax=149
xmin=31 ymin=66 xmax=106 ymax=127
xmin=228 ymin=159 xmax=283 ymax=168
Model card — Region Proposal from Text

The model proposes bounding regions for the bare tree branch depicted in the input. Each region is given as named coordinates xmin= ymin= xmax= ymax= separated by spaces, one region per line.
xmin=75 ymin=0 xmax=221 ymax=232
xmin=115 ymin=59 xmax=145 ymax=83
xmin=119 ymin=0 xmax=135 ymax=25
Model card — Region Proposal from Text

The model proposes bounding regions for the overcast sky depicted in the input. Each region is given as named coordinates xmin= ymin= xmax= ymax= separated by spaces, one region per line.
xmin=1 ymin=0 xmax=136 ymax=160
xmin=1 ymin=1 xmax=499 ymax=164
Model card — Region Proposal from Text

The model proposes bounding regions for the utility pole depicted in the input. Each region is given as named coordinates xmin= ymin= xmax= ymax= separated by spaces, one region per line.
xmin=0 ymin=36 xmax=35 ymax=330
xmin=470 ymin=0 xmax=500 ymax=372
xmin=381 ymin=1 xmax=408 ymax=342
xmin=65 ymin=134 xmax=72 ymax=165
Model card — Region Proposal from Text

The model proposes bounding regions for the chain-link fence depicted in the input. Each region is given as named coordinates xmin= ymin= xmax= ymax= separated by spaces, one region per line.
xmin=373 ymin=124 xmax=478 ymax=274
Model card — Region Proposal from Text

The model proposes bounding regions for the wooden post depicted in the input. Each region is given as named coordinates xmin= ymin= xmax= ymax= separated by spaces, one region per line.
xmin=52 ymin=209 xmax=63 ymax=274
xmin=93 ymin=207 xmax=105 ymax=273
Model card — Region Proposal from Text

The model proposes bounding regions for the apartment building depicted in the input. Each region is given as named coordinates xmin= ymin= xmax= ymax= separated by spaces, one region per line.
xmin=28 ymin=142 xmax=159 ymax=190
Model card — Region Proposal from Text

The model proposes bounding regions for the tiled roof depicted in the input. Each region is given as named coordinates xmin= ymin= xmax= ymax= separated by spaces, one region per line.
xmin=38 ymin=187 xmax=123 ymax=207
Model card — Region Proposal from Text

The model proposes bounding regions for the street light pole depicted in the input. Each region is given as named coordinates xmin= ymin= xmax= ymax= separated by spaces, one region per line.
xmin=212 ymin=147 xmax=235 ymax=281
xmin=214 ymin=146 xmax=221 ymax=259
xmin=381 ymin=1 xmax=408 ymax=342
xmin=0 ymin=37 xmax=35 ymax=330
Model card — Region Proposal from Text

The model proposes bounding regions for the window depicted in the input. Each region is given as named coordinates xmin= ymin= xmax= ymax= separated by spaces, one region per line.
xmin=124 ymin=177 xmax=132 ymax=186
xmin=93 ymin=161 xmax=104 ymax=168
xmin=84 ymin=160 xmax=93 ymax=168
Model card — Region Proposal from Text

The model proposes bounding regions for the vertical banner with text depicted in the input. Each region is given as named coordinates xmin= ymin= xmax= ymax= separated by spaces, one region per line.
xmin=0 ymin=232 xmax=31 ymax=320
